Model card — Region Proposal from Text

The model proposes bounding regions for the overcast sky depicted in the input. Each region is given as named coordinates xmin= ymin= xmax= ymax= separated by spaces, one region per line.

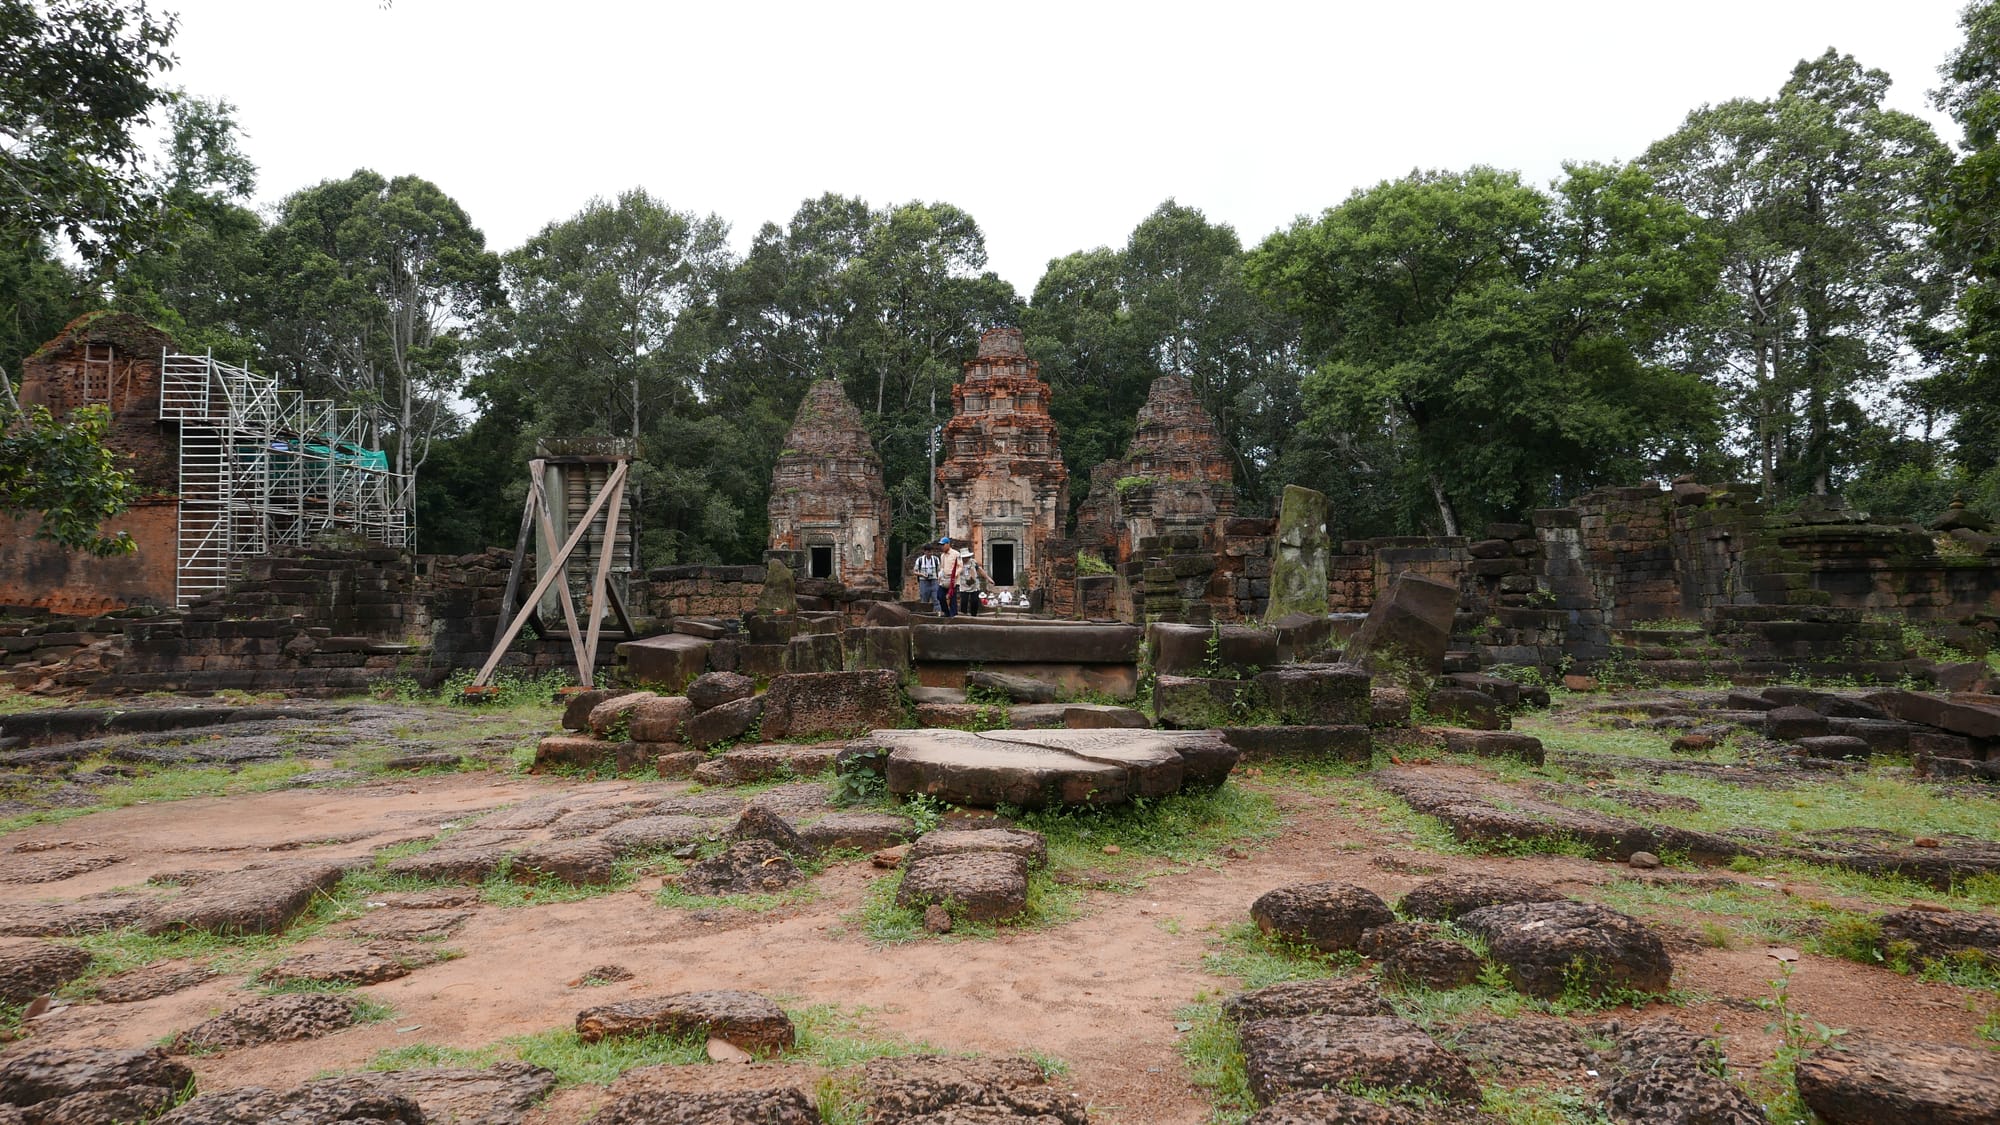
xmin=161 ymin=0 xmax=1971 ymax=294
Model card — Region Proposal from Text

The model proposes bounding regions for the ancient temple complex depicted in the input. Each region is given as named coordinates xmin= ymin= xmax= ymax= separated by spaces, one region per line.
xmin=766 ymin=380 xmax=890 ymax=588
xmin=934 ymin=327 xmax=1068 ymax=590
xmin=1076 ymin=374 xmax=1236 ymax=565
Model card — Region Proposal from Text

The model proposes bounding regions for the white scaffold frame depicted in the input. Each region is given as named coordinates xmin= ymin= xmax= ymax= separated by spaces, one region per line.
xmin=159 ymin=351 xmax=412 ymax=606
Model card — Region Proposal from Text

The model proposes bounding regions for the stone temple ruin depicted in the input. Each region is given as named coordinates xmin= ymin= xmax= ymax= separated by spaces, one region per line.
xmin=766 ymin=380 xmax=889 ymax=589
xmin=933 ymin=327 xmax=1068 ymax=594
xmin=2 ymin=313 xmax=1998 ymax=715
xmin=5 ymin=314 xmax=2000 ymax=1124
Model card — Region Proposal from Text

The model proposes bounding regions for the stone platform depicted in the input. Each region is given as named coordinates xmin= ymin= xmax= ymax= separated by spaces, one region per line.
xmin=839 ymin=727 xmax=1237 ymax=810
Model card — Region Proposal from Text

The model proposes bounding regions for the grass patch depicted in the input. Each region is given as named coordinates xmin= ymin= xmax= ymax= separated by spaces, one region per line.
xmin=853 ymin=784 xmax=1277 ymax=943
xmin=364 ymin=1042 xmax=500 ymax=1070
xmin=58 ymin=926 xmax=285 ymax=995
xmin=854 ymin=867 xmax=1085 ymax=943
xmin=785 ymin=1002 xmax=942 ymax=1067
xmin=1725 ymin=855 xmax=2000 ymax=909
xmin=1175 ymin=998 xmax=1255 ymax=1125
xmin=1020 ymin=783 xmax=1282 ymax=882
xmin=1480 ymin=1083 xmax=1617 ymax=1124
xmin=1283 ymin=777 xmax=1476 ymax=856
xmin=1201 ymin=921 xmax=1357 ymax=989
xmin=1592 ymin=877 xmax=1841 ymax=950
xmin=508 ymin=1026 xmax=709 ymax=1086
xmin=1514 ymin=712 xmax=1738 ymax=763
xmin=0 ymin=756 xmax=317 ymax=835
xmin=388 ymin=1001 xmax=934 ymax=1098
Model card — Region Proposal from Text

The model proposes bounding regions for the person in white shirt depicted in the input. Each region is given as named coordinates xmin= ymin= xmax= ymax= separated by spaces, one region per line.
xmin=936 ymin=538 xmax=959 ymax=617
xmin=913 ymin=544 xmax=941 ymax=608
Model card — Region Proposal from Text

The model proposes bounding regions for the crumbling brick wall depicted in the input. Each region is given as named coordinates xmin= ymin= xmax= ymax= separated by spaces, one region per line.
xmin=3 ymin=312 xmax=183 ymax=612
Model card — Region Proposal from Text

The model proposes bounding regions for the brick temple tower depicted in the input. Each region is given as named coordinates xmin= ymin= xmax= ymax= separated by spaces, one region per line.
xmin=767 ymin=379 xmax=890 ymax=588
xmin=1076 ymin=374 xmax=1236 ymax=565
xmin=934 ymin=327 xmax=1067 ymax=590
xmin=0 ymin=312 xmax=182 ymax=613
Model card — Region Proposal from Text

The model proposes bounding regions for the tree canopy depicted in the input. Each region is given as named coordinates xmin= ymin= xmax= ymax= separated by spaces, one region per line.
xmin=9 ymin=8 xmax=2000 ymax=564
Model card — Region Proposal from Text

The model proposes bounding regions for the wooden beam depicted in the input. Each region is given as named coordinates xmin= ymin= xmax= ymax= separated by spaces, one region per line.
xmin=529 ymin=469 xmax=590 ymax=683
xmin=491 ymin=462 xmax=541 ymax=653
xmin=471 ymin=461 xmax=628 ymax=689
xmin=580 ymin=468 xmax=628 ymax=682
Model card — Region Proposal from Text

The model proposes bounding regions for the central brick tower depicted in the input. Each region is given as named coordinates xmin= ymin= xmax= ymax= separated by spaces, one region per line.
xmin=934 ymin=327 xmax=1067 ymax=591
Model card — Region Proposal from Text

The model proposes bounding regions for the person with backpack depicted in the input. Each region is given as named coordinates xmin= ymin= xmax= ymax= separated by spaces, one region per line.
xmin=957 ymin=550 xmax=986 ymax=617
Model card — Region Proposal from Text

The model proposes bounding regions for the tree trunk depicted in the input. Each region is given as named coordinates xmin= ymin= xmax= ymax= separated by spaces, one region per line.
xmin=1757 ymin=334 xmax=1776 ymax=504
xmin=1427 ymin=472 xmax=1461 ymax=537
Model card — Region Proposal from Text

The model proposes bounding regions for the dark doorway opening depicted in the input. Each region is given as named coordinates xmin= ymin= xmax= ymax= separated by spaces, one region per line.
xmin=809 ymin=545 xmax=834 ymax=579
xmin=991 ymin=542 xmax=1016 ymax=587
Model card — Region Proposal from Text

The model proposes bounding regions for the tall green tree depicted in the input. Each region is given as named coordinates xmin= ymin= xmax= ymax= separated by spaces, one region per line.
xmin=1248 ymin=165 xmax=1722 ymax=535
xmin=0 ymin=239 xmax=89 ymax=397
xmin=1643 ymin=50 xmax=1951 ymax=500
xmin=1023 ymin=246 xmax=1148 ymax=505
xmin=497 ymin=189 xmax=729 ymax=439
xmin=0 ymin=0 xmax=177 ymax=264
xmin=112 ymin=93 xmax=265 ymax=360
xmin=1931 ymin=1 xmax=2000 ymax=481
xmin=1122 ymin=201 xmax=1305 ymax=502
xmin=261 ymin=170 xmax=501 ymax=515
xmin=477 ymin=189 xmax=747 ymax=564
xmin=1024 ymin=202 xmax=1307 ymax=512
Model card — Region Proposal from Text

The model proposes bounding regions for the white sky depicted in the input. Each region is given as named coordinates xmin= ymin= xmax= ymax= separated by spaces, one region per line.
xmin=161 ymin=0 xmax=1970 ymax=294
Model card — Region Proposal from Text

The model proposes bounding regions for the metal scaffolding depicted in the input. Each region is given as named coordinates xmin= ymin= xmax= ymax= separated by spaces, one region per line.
xmin=159 ymin=352 xmax=412 ymax=606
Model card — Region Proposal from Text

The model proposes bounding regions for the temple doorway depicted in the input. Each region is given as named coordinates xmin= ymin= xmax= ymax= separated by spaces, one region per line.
xmin=809 ymin=544 xmax=835 ymax=579
xmin=990 ymin=541 xmax=1017 ymax=587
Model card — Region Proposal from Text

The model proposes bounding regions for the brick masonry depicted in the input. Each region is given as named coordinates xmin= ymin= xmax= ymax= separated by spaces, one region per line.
xmin=2 ymin=312 xmax=184 ymax=613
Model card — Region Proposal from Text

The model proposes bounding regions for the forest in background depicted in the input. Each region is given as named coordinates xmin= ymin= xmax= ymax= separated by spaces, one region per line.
xmin=9 ymin=0 xmax=2000 ymax=570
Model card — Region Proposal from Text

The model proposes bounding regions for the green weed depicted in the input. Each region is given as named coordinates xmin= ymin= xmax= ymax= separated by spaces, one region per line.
xmin=364 ymin=1042 xmax=498 ymax=1070
xmin=507 ymin=1026 xmax=708 ymax=1086
xmin=1201 ymin=921 xmax=1358 ymax=989
xmin=1174 ymin=997 xmax=1254 ymax=1125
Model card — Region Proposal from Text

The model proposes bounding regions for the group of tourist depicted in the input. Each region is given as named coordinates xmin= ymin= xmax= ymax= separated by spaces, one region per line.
xmin=913 ymin=538 xmax=990 ymax=617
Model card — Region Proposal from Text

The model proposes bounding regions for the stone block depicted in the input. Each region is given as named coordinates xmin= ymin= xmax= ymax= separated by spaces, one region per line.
xmin=759 ymin=670 xmax=905 ymax=740
xmin=786 ymin=632 xmax=842 ymax=674
xmin=738 ymin=643 xmax=791 ymax=678
xmin=1343 ymin=573 xmax=1458 ymax=689
xmin=1218 ymin=725 xmax=1370 ymax=763
xmin=1424 ymin=687 xmax=1505 ymax=730
xmin=614 ymin=634 xmax=710 ymax=693
xmin=911 ymin=623 xmax=1142 ymax=664
xmin=627 ymin=696 xmax=694 ymax=743
xmin=1434 ymin=727 xmax=1544 ymax=764
xmin=1148 ymin=622 xmax=1279 ymax=677
xmin=1154 ymin=674 xmax=1261 ymax=729
xmin=1794 ymin=735 xmax=1871 ymax=760
xmin=1253 ymin=663 xmax=1371 ymax=725
xmin=533 ymin=735 xmax=615 ymax=772
xmin=560 ymin=689 xmax=617 ymax=732
xmin=586 ymin=692 xmax=657 ymax=739
xmin=1266 ymin=485 xmax=1331 ymax=620
xmin=842 ymin=626 xmax=911 ymax=674
xmin=1062 ymin=704 xmax=1150 ymax=729
xmin=684 ymin=697 xmax=764 ymax=750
